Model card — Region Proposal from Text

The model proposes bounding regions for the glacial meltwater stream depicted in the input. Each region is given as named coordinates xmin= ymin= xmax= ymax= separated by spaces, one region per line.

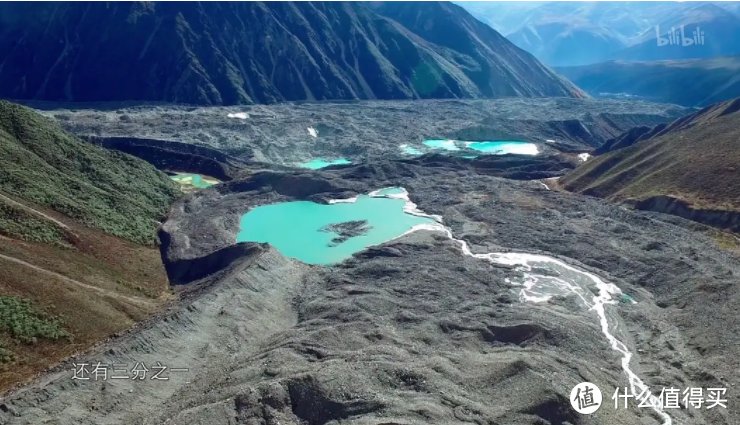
xmin=235 ymin=187 xmax=671 ymax=424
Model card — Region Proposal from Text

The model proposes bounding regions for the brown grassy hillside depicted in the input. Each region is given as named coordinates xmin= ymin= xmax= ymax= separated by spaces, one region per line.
xmin=0 ymin=101 xmax=179 ymax=392
xmin=0 ymin=195 xmax=172 ymax=391
xmin=561 ymin=97 xmax=740 ymax=212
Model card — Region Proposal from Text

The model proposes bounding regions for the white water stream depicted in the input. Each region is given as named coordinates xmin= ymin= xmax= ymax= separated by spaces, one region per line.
xmin=356 ymin=187 xmax=673 ymax=424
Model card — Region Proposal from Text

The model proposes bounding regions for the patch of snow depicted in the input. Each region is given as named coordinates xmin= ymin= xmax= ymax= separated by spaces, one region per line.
xmin=307 ymin=126 xmax=318 ymax=138
xmin=369 ymin=187 xmax=443 ymax=222
xmin=545 ymin=139 xmax=556 ymax=143
xmin=424 ymin=139 xmax=460 ymax=151
xmin=327 ymin=197 xmax=357 ymax=204
xmin=227 ymin=112 xmax=249 ymax=119
xmin=578 ymin=153 xmax=591 ymax=162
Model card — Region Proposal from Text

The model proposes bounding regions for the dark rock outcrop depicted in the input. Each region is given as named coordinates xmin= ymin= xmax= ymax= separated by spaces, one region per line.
xmin=320 ymin=220 xmax=372 ymax=246
xmin=632 ymin=196 xmax=740 ymax=233
xmin=406 ymin=153 xmax=576 ymax=180
xmin=83 ymin=136 xmax=249 ymax=180
xmin=0 ymin=1 xmax=586 ymax=105
xmin=159 ymin=238 xmax=266 ymax=286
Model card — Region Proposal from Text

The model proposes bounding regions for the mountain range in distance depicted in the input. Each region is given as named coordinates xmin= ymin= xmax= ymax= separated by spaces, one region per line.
xmin=457 ymin=1 xmax=740 ymax=66
xmin=0 ymin=1 xmax=584 ymax=106
xmin=556 ymin=54 xmax=740 ymax=107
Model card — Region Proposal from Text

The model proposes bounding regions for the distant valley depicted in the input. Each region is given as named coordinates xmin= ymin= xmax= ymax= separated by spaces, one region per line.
xmin=458 ymin=1 xmax=740 ymax=66
xmin=556 ymin=55 xmax=740 ymax=107
xmin=456 ymin=1 xmax=740 ymax=107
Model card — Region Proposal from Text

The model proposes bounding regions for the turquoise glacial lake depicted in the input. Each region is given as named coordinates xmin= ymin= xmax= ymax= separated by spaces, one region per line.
xmin=299 ymin=158 xmax=351 ymax=169
xmin=236 ymin=193 xmax=434 ymax=265
xmin=422 ymin=139 xmax=538 ymax=155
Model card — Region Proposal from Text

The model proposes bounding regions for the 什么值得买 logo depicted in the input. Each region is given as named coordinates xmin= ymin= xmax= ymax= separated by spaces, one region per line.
xmin=570 ymin=382 xmax=603 ymax=414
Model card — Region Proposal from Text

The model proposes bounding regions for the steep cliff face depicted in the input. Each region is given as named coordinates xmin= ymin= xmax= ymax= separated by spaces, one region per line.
xmin=82 ymin=136 xmax=250 ymax=181
xmin=632 ymin=195 xmax=740 ymax=232
xmin=0 ymin=1 xmax=586 ymax=105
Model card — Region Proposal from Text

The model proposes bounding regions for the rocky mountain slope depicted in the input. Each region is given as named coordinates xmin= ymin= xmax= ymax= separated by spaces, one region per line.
xmin=556 ymin=55 xmax=740 ymax=107
xmin=561 ymin=96 xmax=740 ymax=231
xmin=0 ymin=101 xmax=179 ymax=391
xmin=0 ymin=1 xmax=585 ymax=105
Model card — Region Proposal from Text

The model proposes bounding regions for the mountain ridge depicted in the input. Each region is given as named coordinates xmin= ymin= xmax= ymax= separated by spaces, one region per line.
xmin=0 ymin=1 xmax=585 ymax=105
xmin=562 ymin=97 xmax=740 ymax=220
xmin=457 ymin=1 xmax=740 ymax=66
xmin=611 ymin=3 xmax=740 ymax=62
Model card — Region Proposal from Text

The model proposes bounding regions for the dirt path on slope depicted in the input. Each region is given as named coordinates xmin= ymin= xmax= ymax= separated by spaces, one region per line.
xmin=0 ymin=253 xmax=155 ymax=307
xmin=0 ymin=192 xmax=72 ymax=231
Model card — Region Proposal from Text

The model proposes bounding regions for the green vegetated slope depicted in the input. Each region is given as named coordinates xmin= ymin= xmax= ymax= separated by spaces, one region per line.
xmin=0 ymin=295 xmax=69 ymax=363
xmin=0 ymin=101 xmax=180 ymax=246
xmin=0 ymin=1 xmax=585 ymax=105
xmin=561 ymin=97 xmax=740 ymax=211
xmin=0 ymin=197 xmax=69 ymax=246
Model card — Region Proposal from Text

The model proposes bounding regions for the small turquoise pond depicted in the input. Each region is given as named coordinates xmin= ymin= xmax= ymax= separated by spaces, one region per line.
xmin=170 ymin=173 xmax=215 ymax=188
xmin=300 ymin=158 xmax=351 ymax=169
xmin=236 ymin=192 xmax=433 ymax=265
